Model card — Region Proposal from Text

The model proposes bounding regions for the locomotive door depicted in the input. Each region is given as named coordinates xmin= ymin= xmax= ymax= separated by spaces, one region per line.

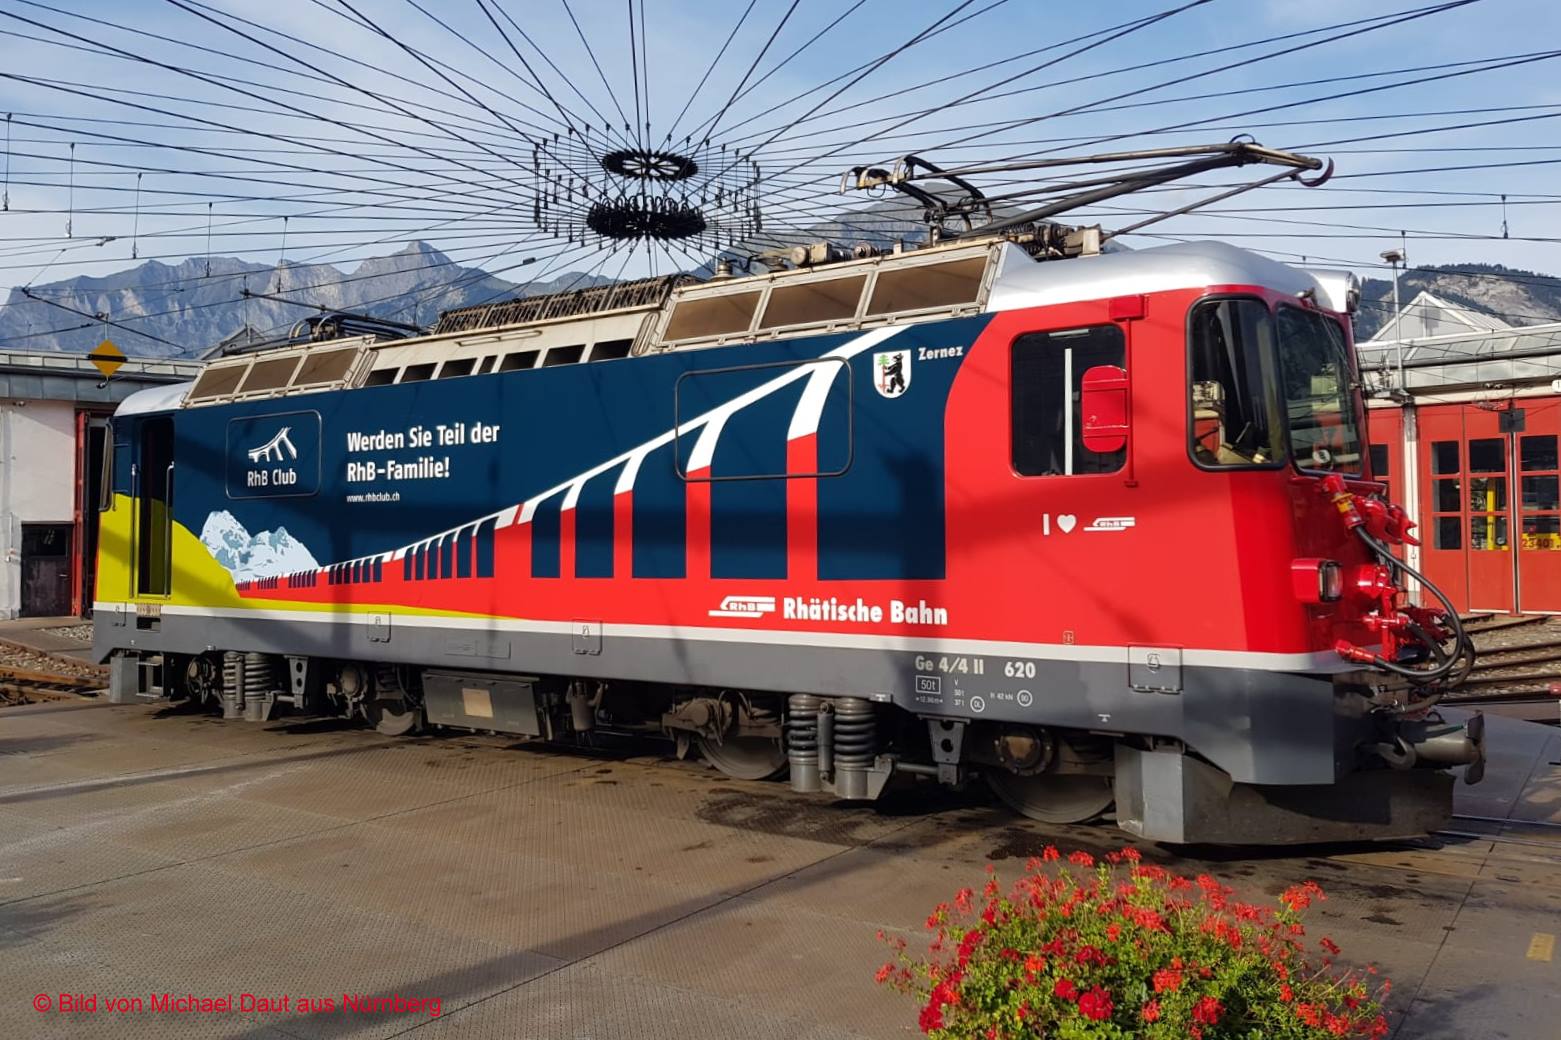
xmin=1514 ymin=404 xmax=1561 ymax=612
xmin=1418 ymin=401 xmax=1561 ymax=615
xmin=135 ymin=416 xmax=175 ymax=597
xmin=1418 ymin=409 xmax=1476 ymax=613
xmin=1460 ymin=407 xmax=1514 ymax=614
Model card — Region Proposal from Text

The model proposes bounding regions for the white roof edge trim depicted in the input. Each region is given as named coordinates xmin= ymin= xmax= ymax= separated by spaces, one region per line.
xmin=986 ymin=240 xmax=1317 ymax=314
xmin=114 ymin=381 xmax=194 ymax=416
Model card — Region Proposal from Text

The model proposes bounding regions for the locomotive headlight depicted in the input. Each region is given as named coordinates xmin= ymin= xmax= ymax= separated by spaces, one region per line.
xmin=1318 ymin=561 xmax=1345 ymax=602
xmin=1292 ymin=559 xmax=1344 ymax=603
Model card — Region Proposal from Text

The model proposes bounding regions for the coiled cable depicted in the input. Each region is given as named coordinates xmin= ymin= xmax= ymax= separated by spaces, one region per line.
xmin=1354 ymin=527 xmax=1475 ymax=686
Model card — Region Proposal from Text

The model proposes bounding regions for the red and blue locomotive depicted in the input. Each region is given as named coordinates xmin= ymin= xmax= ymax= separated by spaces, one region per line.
xmin=95 ymin=152 xmax=1482 ymax=843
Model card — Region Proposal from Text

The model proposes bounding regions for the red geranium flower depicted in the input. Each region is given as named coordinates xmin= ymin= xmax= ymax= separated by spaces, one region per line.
xmin=1078 ymin=987 xmax=1113 ymax=1021
xmin=1074 ymin=945 xmax=1106 ymax=967
xmin=884 ymin=852 xmax=1388 ymax=1040
xmin=1192 ymin=995 xmax=1224 ymax=1025
xmin=956 ymin=928 xmax=984 ymax=966
xmin=1280 ymin=880 xmax=1326 ymax=912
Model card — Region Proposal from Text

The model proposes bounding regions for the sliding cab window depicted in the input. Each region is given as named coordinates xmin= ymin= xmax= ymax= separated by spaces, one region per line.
xmin=1275 ymin=306 xmax=1364 ymax=475
xmin=1189 ymin=298 xmax=1285 ymax=468
xmin=1011 ymin=325 xmax=1127 ymax=477
xmin=98 ymin=422 xmax=115 ymax=511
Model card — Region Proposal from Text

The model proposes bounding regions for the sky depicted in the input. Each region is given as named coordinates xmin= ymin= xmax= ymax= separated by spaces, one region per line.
xmin=0 ymin=0 xmax=1558 ymax=332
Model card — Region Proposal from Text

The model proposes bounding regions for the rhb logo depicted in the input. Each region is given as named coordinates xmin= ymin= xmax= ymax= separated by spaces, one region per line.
xmin=709 ymin=595 xmax=777 ymax=619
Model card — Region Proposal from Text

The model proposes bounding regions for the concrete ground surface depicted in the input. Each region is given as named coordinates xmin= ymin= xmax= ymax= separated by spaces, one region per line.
xmin=0 ymin=699 xmax=1557 ymax=1040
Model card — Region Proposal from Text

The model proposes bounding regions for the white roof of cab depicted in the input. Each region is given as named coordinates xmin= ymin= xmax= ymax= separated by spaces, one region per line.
xmin=114 ymin=381 xmax=192 ymax=416
xmin=988 ymin=240 xmax=1322 ymax=313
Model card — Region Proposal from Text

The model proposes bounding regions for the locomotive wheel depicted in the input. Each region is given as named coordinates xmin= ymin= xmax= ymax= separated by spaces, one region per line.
xmin=986 ymin=770 xmax=1114 ymax=825
xmin=696 ymin=734 xmax=787 ymax=781
xmin=364 ymin=698 xmax=422 ymax=737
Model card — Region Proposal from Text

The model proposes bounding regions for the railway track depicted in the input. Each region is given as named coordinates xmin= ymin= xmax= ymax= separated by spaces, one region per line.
xmin=0 ymin=638 xmax=106 ymax=706
xmin=0 ymin=664 xmax=103 ymax=705
xmin=1437 ymin=812 xmax=1561 ymax=850
xmin=1442 ymin=616 xmax=1561 ymax=720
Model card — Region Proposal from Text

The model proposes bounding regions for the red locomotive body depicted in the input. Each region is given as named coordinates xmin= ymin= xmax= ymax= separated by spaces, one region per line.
xmin=95 ymin=234 xmax=1481 ymax=844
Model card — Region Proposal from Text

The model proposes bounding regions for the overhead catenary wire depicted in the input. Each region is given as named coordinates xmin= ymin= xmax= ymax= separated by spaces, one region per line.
xmin=0 ymin=27 xmax=541 ymax=213
xmin=15 ymin=0 xmax=567 ymax=141
xmin=481 ymin=0 xmax=636 ymax=154
xmin=0 ymin=0 xmax=1554 ymax=361
xmin=687 ymin=0 xmax=1009 ymax=146
xmin=719 ymin=1 xmax=1461 ymax=150
xmin=698 ymin=0 xmax=802 ymax=145
xmin=557 ymin=0 xmax=631 ymax=135
xmin=663 ymin=0 xmax=758 ymax=145
xmin=736 ymin=0 xmax=1214 ymax=192
xmin=627 ymin=0 xmax=643 ymax=149
xmin=0 ymin=230 xmax=603 ymax=347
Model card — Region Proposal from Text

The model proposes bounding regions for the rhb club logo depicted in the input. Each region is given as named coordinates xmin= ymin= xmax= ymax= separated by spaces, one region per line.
xmin=247 ymin=426 xmax=298 ymax=464
xmin=873 ymin=349 xmax=911 ymax=398
xmin=226 ymin=411 xmax=321 ymax=500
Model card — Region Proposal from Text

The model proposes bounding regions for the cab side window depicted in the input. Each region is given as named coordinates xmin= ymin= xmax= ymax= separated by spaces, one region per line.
xmin=1189 ymin=298 xmax=1284 ymax=467
xmin=1011 ymin=325 xmax=1127 ymax=476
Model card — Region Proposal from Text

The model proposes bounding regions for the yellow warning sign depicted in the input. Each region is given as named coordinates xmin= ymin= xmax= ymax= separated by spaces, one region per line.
xmin=89 ymin=338 xmax=125 ymax=380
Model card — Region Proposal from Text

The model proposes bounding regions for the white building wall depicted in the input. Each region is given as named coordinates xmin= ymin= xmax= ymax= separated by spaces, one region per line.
xmin=0 ymin=400 xmax=78 ymax=618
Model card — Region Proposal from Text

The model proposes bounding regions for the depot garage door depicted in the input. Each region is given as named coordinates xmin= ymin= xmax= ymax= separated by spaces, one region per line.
xmin=1417 ymin=398 xmax=1561 ymax=614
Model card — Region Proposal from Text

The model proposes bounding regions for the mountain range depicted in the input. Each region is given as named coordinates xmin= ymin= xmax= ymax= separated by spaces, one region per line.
xmin=4 ymin=234 xmax=1559 ymax=358
xmin=1354 ymin=263 xmax=1561 ymax=340
xmin=0 ymin=242 xmax=614 ymax=359
xmin=199 ymin=510 xmax=319 ymax=583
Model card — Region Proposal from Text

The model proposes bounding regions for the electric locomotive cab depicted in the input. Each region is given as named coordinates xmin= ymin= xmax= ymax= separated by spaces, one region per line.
xmin=1190 ymin=288 xmax=1474 ymax=683
xmin=1097 ymin=281 xmax=1483 ymax=841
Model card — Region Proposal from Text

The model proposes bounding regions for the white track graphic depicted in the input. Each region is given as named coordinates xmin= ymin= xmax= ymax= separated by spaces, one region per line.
xmin=310 ymin=326 xmax=907 ymax=578
xmin=247 ymin=427 xmax=298 ymax=464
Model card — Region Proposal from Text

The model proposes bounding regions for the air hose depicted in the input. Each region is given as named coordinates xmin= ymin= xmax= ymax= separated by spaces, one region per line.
xmin=1353 ymin=526 xmax=1475 ymax=686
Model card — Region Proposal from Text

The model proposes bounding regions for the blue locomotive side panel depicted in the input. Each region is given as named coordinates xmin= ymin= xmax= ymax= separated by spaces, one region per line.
xmin=108 ymin=316 xmax=993 ymax=610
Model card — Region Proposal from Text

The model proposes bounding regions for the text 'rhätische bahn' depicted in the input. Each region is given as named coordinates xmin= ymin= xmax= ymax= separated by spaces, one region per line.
xmin=94 ymin=142 xmax=1485 ymax=844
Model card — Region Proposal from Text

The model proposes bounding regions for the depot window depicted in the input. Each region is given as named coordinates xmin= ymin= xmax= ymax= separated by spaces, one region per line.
xmin=1011 ymin=325 xmax=1127 ymax=477
xmin=1188 ymin=297 xmax=1284 ymax=468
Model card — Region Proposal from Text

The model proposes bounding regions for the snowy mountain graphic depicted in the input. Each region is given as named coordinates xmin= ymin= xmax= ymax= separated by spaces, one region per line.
xmin=199 ymin=510 xmax=320 ymax=582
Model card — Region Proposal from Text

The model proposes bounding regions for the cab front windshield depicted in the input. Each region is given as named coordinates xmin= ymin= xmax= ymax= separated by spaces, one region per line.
xmin=1189 ymin=298 xmax=1362 ymax=473
xmin=1276 ymin=306 xmax=1362 ymax=474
